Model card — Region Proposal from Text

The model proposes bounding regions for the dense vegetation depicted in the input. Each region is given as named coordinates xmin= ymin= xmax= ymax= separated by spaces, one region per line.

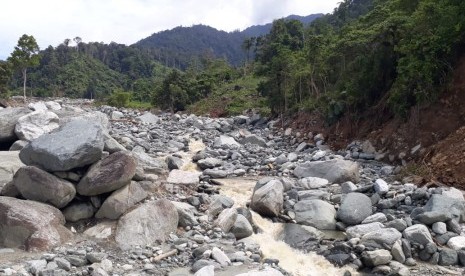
xmin=255 ymin=0 xmax=465 ymax=121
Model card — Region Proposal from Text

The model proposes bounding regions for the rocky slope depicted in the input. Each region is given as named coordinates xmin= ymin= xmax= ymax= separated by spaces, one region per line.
xmin=0 ymin=99 xmax=464 ymax=276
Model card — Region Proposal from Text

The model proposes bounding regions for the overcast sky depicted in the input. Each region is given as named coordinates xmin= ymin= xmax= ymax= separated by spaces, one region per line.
xmin=0 ymin=0 xmax=340 ymax=60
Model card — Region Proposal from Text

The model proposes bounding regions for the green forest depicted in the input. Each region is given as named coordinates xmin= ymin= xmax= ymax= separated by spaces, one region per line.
xmin=1 ymin=0 xmax=465 ymax=123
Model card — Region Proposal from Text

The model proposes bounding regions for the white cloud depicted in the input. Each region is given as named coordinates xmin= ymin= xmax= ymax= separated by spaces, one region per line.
xmin=0 ymin=0 xmax=340 ymax=59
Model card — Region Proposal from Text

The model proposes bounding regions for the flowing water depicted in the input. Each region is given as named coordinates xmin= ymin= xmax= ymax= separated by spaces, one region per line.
xmin=184 ymin=139 xmax=356 ymax=276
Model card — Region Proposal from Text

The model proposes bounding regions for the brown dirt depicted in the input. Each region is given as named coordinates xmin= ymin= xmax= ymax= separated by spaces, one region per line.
xmin=283 ymin=54 xmax=465 ymax=188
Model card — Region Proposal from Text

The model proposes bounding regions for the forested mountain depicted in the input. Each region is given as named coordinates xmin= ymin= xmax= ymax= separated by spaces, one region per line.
xmin=134 ymin=14 xmax=323 ymax=68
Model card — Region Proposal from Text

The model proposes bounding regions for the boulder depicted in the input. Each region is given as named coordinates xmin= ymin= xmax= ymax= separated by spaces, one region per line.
xmin=0 ymin=107 xmax=31 ymax=143
xmin=136 ymin=112 xmax=159 ymax=124
xmin=337 ymin=193 xmax=372 ymax=225
xmin=447 ymin=236 xmax=465 ymax=250
xmin=294 ymin=199 xmax=337 ymax=230
xmin=420 ymin=194 xmax=465 ymax=223
xmin=14 ymin=110 xmax=59 ymax=141
xmin=115 ymin=199 xmax=178 ymax=250
xmin=0 ymin=151 xmax=24 ymax=188
xmin=19 ymin=119 xmax=104 ymax=172
xmin=361 ymin=228 xmax=402 ymax=249
xmin=250 ymin=179 xmax=283 ymax=217
xmin=45 ymin=101 xmax=61 ymax=110
xmin=13 ymin=166 xmax=75 ymax=208
xmin=231 ymin=214 xmax=254 ymax=239
xmin=132 ymin=146 xmax=167 ymax=173
xmin=197 ymin=158 xmax=223 ymax=170
xmin=103 ymin=133 xmax=126 ymax=153
xmin=28 ymin=101 xmax=48 ymax=111
xmin=167 ymin=170 xmax=201 ymax=185
xmin=95 ymin=182 xmax=147 ymax=220
xmin=215 ymin=208 xmax=237 ymax=232
xmin=346 ymin=222 xmax=385 ymax=239
xmin=374 ymin=179 xmax=389 ymax=194
xmin=293 ymin=159 xmax=360 ymax=183
xmin=362 ymin=249 xmax=392 ymax=267
xmin=61 ymin=111 xmax=110 ymax=132
xmin=296 ymin=177 xmax=330 ymax=190
xmin=166 ymin=156 xmax=183 ymax=170
xmin=213 ymin=135 xmax=240 ymax=148
xmin=77 ymin=151 xmax=137 ymax=196
xmin=439 ymin=248 xmax=458 ymax=266
xmin=0 ymin=196 xmax=73 ymax=251
xmin=63 ymin=202 xmax=95 ymax=222
xmin=403 ymin=224 xmax=434 ymax=246
xmin=171 ymin=201 xmax=199 ymax=227
xmin=278 ymin=223 xmax=322 ymax=249
xmin=240 ymin=134 xmax=267 ymax=147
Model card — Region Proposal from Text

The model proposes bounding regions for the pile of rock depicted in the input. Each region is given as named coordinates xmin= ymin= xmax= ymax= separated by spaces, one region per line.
xmin=0 ymin=101 xmax=286 ymax=276
xmin=246 ymin=159 xmax=465 ymax=275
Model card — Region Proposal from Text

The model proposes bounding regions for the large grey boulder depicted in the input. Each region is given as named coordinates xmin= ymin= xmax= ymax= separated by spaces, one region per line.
xmin=213 ymin=135 xmax=240 ymax=148
xmin=14 ymin=110 xmax=59 ymax=141
xmin=362 ymin=249 xmax=392 ymax=267
xmin=115 ymin=199 xmax=178 ymax=250
xmin=403 ymin=224 xmax=434 ymax=246
xmin=19 ymin=120 xmax=104 ymax=172
xmin=13 ymin=166 xmax=75 ymax=208
xmin=61 ymin=111 xmax=110 ymax=132
xmin=137 ymin=112 xmax=159 ymax=124
xmin=95 ymin=182 xmax=147 ymax=220
xmin=346 ymin=222 xmax=385 ymax=239
xmin=131 ymin=146 xmax=167 ymax=173
xmin=167 ymin=170 xmax=201 ymax=185
xmin=171 ymin=201 xmax=199 ymax=227
xmin=278 ymin=223 xmax=323 ymax=249
xmin=0 ymin=107 xmax=31 ymax=143
xmin=417 ymin=194 xmax=465 ymax=223
xmin=62 ymin=202 xmax=95 ymax=222
xmin=0 ymin=151 xmax=24 ymax=189
xmin=294 ymin=199 xmax=337 ymax=230
xmin=77 ymin=151 xmax=137 ymax=196
xmin=197 ymin=158 xmax=223 ymax=170
xmin=250 ymin=179 xmax=283 ymax=217
xmin=293 ymin=159 xmax=360 ymax=183
xmin=231 ymin=214 xmax=254 ymax=239
xmin=0 ymin=196 xmax=73 ymax=251
xmin=361 ymin=228 xmax=402 ymax=249
xmin=296 ymin=177 xmax=329 ymax=190
xmin=103 ymin=133 xmax=126 ymax=153
xmin=239 ymin=134 xmax=267 ymax=147
xmin=337 ymin=193 xmax=372 ymax=225
xmin=215 ymin=208 xmax=238 ymax=232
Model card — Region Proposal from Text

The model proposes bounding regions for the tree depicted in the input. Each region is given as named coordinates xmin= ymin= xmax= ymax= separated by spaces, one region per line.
xmin=0 ymin=61 xmax=12 ymax=98
xmin=8 ymin=34 xmax=41 ymax=99
xmin=74 ymin=36 xmax=82 ymax=52
xmin=63 ymin=38 xmax=71 ymax=47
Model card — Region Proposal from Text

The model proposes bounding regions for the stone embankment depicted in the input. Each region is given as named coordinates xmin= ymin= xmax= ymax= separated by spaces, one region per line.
xmin=0 ymin=99 xmax=464 ymax=276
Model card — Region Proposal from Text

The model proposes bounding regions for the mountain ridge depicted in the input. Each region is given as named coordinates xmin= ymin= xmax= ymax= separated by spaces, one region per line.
xmin=134 ymin=13 xmax=324 ymax=68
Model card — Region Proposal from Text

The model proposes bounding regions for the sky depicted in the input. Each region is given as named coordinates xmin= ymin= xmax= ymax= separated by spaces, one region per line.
xmin=0 ymin=0 xmax=340 ymax=60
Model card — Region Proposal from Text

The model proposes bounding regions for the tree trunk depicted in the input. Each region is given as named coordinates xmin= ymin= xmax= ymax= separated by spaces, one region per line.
xmin=22 ymin=68 xmax=27 ymax=100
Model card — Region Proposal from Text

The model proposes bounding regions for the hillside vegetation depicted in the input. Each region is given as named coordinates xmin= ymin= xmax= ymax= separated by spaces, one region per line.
xmin=254 ymin=0 xmax=465 ymax=123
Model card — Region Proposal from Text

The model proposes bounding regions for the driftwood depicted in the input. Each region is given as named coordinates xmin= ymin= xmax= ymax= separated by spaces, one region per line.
xmin=109 ymin=118 xmax=139 ymax=124
xmin=153 ymin=249 xmax=178 ymax=262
